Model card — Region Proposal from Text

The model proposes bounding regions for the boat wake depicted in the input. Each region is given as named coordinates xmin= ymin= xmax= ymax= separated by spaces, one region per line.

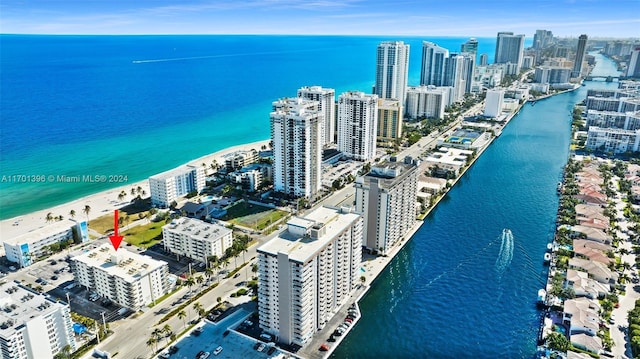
xmin=495 ymin=228 xmax=514 ymax=275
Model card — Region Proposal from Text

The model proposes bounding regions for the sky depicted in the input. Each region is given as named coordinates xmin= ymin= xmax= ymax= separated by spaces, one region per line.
xmin=1 ymin=0 xmax=639 ymax=38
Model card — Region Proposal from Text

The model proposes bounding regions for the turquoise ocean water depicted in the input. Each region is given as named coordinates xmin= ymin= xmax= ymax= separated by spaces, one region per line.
xmin=0 ymin=35 xmax=502 ymax=220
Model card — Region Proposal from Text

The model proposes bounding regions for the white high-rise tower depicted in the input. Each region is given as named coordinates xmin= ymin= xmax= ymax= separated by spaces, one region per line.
xmin=375 ymin=41 xmax=409 ymax=106
xmin=337 ymin=91 xmax=378 ymax=162
xmin=298 ymin=86 xmax=336 ymax=145
xmin=420 ymin=41 xmax=449 ymax=86
xmin=271 ymin=98 xmax=323 ymax=198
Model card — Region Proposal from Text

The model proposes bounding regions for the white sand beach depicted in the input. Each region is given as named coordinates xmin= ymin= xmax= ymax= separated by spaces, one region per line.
xmin=0 ymin=139 xmax=270 ymax=241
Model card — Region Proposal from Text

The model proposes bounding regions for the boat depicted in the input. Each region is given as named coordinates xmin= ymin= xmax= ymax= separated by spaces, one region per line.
xmin=537 ymin=289 xmax=547 ymax=307
xmin=546 ymin=243 xmax=553 ymax=251
xmin=543 ymin=252 xmax=552 ymax=264
xmin=556 ymin=181 xmax=562 ymax=194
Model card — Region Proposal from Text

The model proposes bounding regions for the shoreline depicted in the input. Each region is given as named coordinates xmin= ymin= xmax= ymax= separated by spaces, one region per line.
xmin=0 ymin=139 xmax=270 ymax=240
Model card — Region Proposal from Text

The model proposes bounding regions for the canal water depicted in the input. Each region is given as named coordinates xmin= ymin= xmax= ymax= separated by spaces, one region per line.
xmin=334 ymin=53 xmax=621 ymax=358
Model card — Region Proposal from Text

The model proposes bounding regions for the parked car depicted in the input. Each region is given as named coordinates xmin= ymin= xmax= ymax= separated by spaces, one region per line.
xmin=213 ymin=346 xmax=223 ymax=356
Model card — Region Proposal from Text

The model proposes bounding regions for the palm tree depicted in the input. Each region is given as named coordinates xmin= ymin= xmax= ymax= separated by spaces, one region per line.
xmin=146 ymin=336 xmax=158 ymax=355
xmin=177 ymin=310 xmax=187 ymax=329
xmin=46 ymin=212 xmax=53 ymax=223
xmin=162 ymin=324 xmax=172 ymax=344
xmin=83 ymin=205 xmax=91 ymax=221
xmin=53 ymin=344 xmax=72 ymax=359
xmin=152 ymin=327 xmax=163 ymax=345
xmin=185 ymin=277 xmax=196 ymax=294
xmin=69 ymin=210 xmax=76 ymax=219
xmin=193 ymin=302 xmax=205 ymax=318
xmin=131 ymin=188 xmax=136 ymax=196
xmin=196 ymin=275 xmax=204 ymax=287
xmin=204 ymin=267 xmax=213 ymax=283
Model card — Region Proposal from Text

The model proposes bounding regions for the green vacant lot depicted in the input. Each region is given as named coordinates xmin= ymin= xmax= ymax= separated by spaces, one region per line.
xmin=122 ymin=221 xmax=163 ymax=248
xmin=223 ymin=201 xmax=288 ymax=230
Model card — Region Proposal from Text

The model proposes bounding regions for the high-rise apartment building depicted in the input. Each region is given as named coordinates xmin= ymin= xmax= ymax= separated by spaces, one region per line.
xmin=337 ymin=91 xmax=378 ymax=161
xmin=479 ymin=53 xmax=488 ymax=66
xmin=627 ymin=48 xmax=640 ymax=78
xmin=375 ymin=41 xmax=409 ymax=107
xmin=420 ymin=41 xmax=449 ymax=86
xmin=572 ymin=34 xmax=588 ymax=78
xmin=71 ymin=244 xmax=170 ymax=309
xmin=533 ymin=30 xmax=553 ymax=49
xmin=257 ymin=206 xmax=363 ymax=346
xmin=586 ymin=127 xmax=640 ymax=154
xmin=494 ymin=32 xmax=525 ymax=74
xmin=444 ymin=53 xmax=473 ymax=102
xmin=162 ymin=217 xmax=233 ymax=263
xmin=271 ymin=97 xmax=323 ymax=198
xmin=461 ymin=38 xmax=478 ymax=62
xmin=149 ymin=165 xmax=205 ymax=208
xmin=297 ymin=86 xmax=336 ymax=145
xmin=405 ymin=85 xmax=450 ymax=120
xmin=355 ymin=161 xmax=418 ymax=255
xmin=377 ymin=98 xmax=402 ymax=142
xmin=0 ymin=283 xmax=76 ymax=359
xmin=484 ymin=89 xmax=505 ymax=118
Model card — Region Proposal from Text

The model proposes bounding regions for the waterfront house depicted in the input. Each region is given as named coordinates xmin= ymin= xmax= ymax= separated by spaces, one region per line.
xmin=569 ymin=225 xmax=611 ymax=245
xmin=566 ymin=269 xmax=610 ymax=299
xmin=573 ymin=246 xmax=612 ymax=265
xmin=570 ymin=333 xmax=603 ymax=354
xmin=568 ymin=258 xmax=618 ymax=284
xmin=563 ymin=298 xmax=600 ymax=336
xmin=575 ymin=189 xmax=608 ymax=206
xmin=572 ymin=239 xmax=612 ymax=252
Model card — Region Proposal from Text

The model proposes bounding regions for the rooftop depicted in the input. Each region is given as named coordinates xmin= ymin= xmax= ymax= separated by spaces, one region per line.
xmin=3 ymin=220 xmax=78 ymax=246
xmin=257 ymin=206 xmax=361 ymax=264
xmin=359 ymin=161 xmax=417 ymax=188
xmin=164 ymin=217 xmax=232 ymax=242
xmin=72 ymin=244 xmax=166 ymax=282
xmin=150 ymin=164 xmax=200 ymax=181
xmin=0 ymin=282 xmax=66 ymax=339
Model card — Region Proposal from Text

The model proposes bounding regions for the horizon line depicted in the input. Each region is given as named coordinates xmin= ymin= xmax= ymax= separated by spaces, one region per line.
xmin=1 ymin=32 xmax=638 ymax=40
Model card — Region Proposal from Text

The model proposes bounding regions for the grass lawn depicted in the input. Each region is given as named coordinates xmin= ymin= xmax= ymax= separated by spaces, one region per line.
xmin=122 ymin=221 xmax=164 ymax=248
xmin=88 ymin=205 xmax=153 ymax=235
xmin=223 ymin=201 xmax=289 ymax=230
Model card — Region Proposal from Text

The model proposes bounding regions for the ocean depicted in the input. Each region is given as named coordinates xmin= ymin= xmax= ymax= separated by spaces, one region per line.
xmin=333 ymin=54 xmax=621 ymax=358
xmin=0 ymin=35 xmax=504 ymax=220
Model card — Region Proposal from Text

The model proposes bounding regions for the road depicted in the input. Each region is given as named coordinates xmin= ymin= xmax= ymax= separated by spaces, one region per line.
xmin=90 ymin=251 xmax=259 ymax=359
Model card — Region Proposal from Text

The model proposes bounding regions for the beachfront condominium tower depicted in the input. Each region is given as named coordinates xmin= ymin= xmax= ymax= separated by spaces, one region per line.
xmin=405 ymin=85 xmax=450 ymax=120
xmin=479 ymin=53 xmax=488 ymax=66
xmin=271 ymin=97 xmax=322 ymax=199
xmin=572 ymin=34 xmax=588 ymax=78
xmin=297 ymin=86 xmax=336 ymax=145
xmin=421 ymin=41 xmax=449 ymax=86
xmin=70 ymin=244 xmax=170 ymax=309
xmin=375 ymin=41 xmax=409 ymax=107
xmin=257 ymin=206 xmax=363 ymax=346
xmin=337 ymin=91 xmax=378 ymax=161
xmin=377 ymin=98 xmax=402 ymax=143
xmin=533 ymin=30 xmax=553 ymax=49
xmin=461 ymin=38 xmax=478 ymax=63
xmin=494 ymin=32 xmax=525 ymax=74
xmin=149 ymin=164 xmax=205 ymax=208
xmin=443 ymin=53 xmax=473 ymax=102
xmin=355 ymin=161 xmax=418 ymax=255
xmin=0 ymin=283 xmax=76 ymax=359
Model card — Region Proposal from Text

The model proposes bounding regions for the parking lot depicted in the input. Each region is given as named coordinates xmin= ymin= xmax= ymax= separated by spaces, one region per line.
xmin=162 ymin=308 xmax=287 ymax=359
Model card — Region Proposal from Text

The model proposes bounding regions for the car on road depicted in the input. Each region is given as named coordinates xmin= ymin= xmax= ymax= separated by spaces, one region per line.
xmin=35 ymin=278 xmax=44 ymax=284
xmin=609 ymin=315 xmax=615 ymax=324
xmin=51 ymin=275 xmax=58 ymax=281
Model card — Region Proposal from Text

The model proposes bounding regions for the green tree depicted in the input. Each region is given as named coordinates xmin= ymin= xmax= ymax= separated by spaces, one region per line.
xmin=193 ymin=302 xmax=205 ymax=318
xmin=46 ymin=212 xmax=53 ymax=223
xmin=185 ymin=277 xmax=196 ymax=294
xmin=83 ymin=205 xmax=91 ymax=221
xmin=146 ymin=336 xmax=158 ymax=355
xmin=69 ymin=210 xmax=76 ymax=219
xmin=177 ymin=310 xmax=187 ymax=329
xmin=547 ymin=332 xmax=570 ymax=351
xmin=162 ymin=324 xmax=172 ymax=345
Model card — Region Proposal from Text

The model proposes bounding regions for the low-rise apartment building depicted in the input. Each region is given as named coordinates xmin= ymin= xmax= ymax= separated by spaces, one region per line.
xmin=162 ymin=217 xmax=232 ymax=263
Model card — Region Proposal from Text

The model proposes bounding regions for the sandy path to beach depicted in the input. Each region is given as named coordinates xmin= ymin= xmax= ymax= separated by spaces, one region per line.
xmin=0 ymin=139 xmax=270 ymax=241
